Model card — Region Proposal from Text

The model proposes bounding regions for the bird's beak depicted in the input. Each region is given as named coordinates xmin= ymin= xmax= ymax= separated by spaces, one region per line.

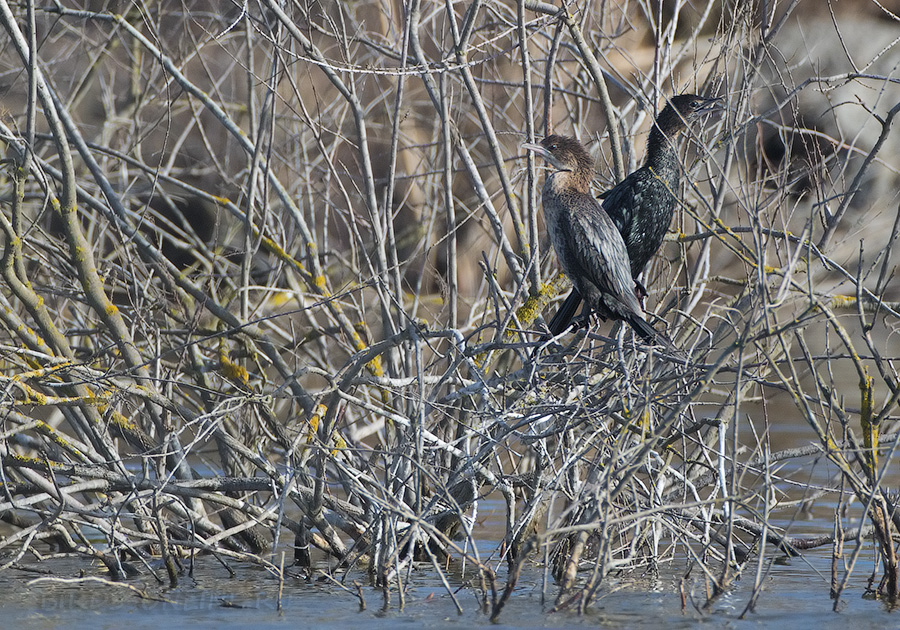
xmin=522 ymin=142 xmax=568 ymax=171
xmin=697 ymin=96 xmax=724 ymax=113
xmin=522 ymin=142 xmax=550 ymax=159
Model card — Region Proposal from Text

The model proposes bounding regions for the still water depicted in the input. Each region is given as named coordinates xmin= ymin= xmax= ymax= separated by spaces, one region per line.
xmin=1 ymin=415 xmax=898 ymax=628
xmin=0 ymin=548 xmax=896 ymax=629
xmin=0 ymin=502 xmax=897 ymax=630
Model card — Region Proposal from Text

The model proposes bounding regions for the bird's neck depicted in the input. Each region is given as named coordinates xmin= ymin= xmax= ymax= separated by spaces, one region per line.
xmin=548 ymin=169 xmax=592 ymax=195
xmin=644 ymin=125 xmax=682 ymax=176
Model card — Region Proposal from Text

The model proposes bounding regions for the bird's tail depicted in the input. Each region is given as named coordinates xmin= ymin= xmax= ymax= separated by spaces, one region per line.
xmin=548 ymin=290 xmax=583 ymax=336
xmin=627 ymin=315 xmax=687 ymax=361
xmin=627 ymin=313 xmax=661 ymax=344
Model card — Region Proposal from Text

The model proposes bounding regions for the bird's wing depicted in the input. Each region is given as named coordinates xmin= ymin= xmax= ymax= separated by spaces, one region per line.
xmin=600 ymin=174 xmax=639 ymax=235
xmin=562 ymin=198 xmax=637 ymax=309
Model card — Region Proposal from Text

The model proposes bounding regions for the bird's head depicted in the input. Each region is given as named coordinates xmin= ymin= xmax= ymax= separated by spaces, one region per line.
xmin=522 ymin=134 xmax=594 ymax=177
xmin=657 ymin=94 xmax=722 ymax=134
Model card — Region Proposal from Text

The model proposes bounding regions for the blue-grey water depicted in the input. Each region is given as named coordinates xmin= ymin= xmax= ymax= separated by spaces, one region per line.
xmin=1 ymin=496 xmax=896 ymax=630
xmin=2 ymin=547 xmax=896 ymax=630
xmin=1 ymin=415 xmax=896 ymax=628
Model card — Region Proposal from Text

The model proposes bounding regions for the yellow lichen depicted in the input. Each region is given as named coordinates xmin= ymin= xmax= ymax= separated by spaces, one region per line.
xmin=860 ymin=369 xmax=877 ymax=477
xmin=220 ymin=358 xmax=249 ymax=386
xmin=829 ymin=295 xmax=857 ymax=309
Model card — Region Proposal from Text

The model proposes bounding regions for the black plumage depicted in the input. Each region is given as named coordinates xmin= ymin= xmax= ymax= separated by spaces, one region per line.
xmin=524 ymin=135 xmax=660 ymax=344
xmin=548 ymin=94 xmax=721 ymax=335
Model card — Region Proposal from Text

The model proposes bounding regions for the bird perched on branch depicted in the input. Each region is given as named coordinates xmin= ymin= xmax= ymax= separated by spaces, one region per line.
xmin=547 ymin=94 xmax=721 ymax=336
xmin=524 ymin=134 xmax=661 ymax=345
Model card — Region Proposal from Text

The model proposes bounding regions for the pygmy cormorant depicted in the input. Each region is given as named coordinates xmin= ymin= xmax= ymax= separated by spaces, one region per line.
xmin=548 ymin=94 xmax=721 ymax=335
xmin=524 ymin=134 xmax=660 ymax=344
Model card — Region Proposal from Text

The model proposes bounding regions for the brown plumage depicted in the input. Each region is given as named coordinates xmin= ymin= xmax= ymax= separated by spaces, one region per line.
xmin=548 ymin=94 xmax=721 ymax=335
xmin=524 ymin=134 xmax=660 ymax=343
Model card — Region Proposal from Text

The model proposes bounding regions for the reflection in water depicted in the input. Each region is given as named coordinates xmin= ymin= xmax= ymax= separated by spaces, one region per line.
xmin=0 ymin=466 xmax=891 ymax=630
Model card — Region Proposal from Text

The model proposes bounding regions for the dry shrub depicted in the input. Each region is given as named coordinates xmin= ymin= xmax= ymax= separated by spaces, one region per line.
xmin=0 ymin=0 xmax=897 ymax=615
